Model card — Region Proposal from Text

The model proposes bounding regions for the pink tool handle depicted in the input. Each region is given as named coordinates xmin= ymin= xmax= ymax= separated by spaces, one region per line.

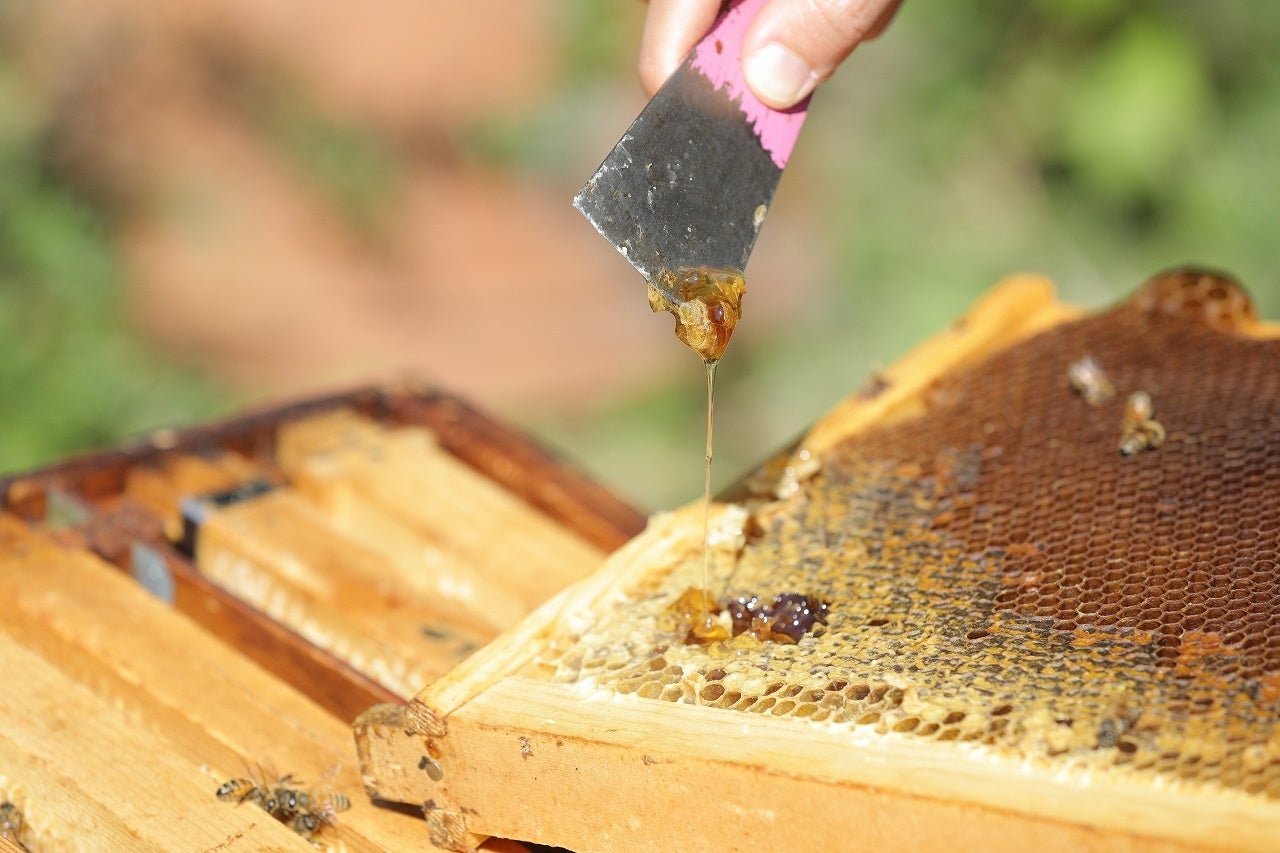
xmin=690 ymin=0 xmax=809 ymax=169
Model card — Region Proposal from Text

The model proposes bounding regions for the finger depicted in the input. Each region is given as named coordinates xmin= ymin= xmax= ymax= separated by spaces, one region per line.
xmin=638 ymin=0 xmax=723 ymax=96
xmin=865 ymin=0 xmax=902 ymax=39
xmin=743 ymin=0 xmax=904 ymax=109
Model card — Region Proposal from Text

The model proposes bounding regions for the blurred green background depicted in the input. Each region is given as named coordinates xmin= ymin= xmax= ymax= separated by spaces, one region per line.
xmin=2 ymin=0 xmax=1277 ymax=512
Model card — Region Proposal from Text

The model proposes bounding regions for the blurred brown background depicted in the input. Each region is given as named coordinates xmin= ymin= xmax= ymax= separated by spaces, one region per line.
xmin=2 ymin=0 xmax=1277 ymax=509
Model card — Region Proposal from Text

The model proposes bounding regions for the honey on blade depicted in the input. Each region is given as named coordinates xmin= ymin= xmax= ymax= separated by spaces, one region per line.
xmin=647 ymin=267 xmax=746 ymax=639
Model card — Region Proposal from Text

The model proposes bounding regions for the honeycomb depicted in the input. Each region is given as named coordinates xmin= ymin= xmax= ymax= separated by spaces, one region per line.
xmin=529 ymin=269 xmax=1280 ymax=800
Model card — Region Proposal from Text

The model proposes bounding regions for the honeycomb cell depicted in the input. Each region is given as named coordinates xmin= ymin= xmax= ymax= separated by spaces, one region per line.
xmin=819 ymin=693 xmax=844 ymax=710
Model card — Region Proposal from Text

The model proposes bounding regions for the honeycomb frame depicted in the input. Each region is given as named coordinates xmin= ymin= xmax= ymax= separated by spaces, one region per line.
xmin=363 ymin=271 xmax=1280 ymax=853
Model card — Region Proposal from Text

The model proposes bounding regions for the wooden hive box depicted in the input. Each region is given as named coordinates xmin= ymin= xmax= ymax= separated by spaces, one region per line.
xmin=0 ymin=383 xmax=644 ymax=850
xmin=356 ymin=271 xmax=1280 ymax=852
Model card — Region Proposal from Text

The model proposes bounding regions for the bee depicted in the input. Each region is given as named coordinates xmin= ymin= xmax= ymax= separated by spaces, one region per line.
xmin=263 ymin=774 xmax=307 ymax=820
xmin=0 ymin=802 xmax=30 ymax=852
xmin=216 ymin=763 xmax=350 ymax=843
xmin=320 ymin=791 xmax=351 ymax=813
xmin=1118 ymin=391 xmax=1166 ymax=456
xmin=215 ymin=766 xmax=295 ymax=817
xmin=0 ymin=802 xmax=23 ymax=835
xmin=1067 ymin=355 xmax=1116 ymax=405
xmin=215 ymin=777 xmax=265 ymax=807
xmin=291 ymin=791 xmax=350 ymax=842
xmin=292 ymin=810 xmax=326 ymax=840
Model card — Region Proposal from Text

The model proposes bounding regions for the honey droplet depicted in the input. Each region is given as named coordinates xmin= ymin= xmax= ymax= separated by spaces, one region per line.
xmin=647 ymin=267 xmax=746 ymax=362
xmin=667 ymin=587 xmax=729 ymax=643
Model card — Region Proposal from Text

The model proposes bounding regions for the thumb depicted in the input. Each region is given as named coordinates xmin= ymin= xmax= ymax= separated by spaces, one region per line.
xmin=743 ymin=0 xmax=902 ymax=109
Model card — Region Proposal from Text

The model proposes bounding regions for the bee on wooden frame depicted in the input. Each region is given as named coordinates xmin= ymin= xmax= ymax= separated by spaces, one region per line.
xmin=0 ymin=802 xmax=22 ymax=834
xmin=263 ymin=774 xmax=308 ymax=821
xmin=215 ymin=776 xmax=266 ymax=807
xmin=216 ymin=762 xmax=350 ymax=844
xmin=291 ymin=790 xmax=351 ymax=842
xmin=216 ymin=753 xmax=350 ymax=840
xmin=0 ymin=801 xmax=31 ymax=852
xmin=215 ymin=765 xmax=295 ymax=819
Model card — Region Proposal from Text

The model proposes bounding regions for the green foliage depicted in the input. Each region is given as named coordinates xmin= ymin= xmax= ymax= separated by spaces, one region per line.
xmin=255 ymin=91 xmax=401 ymax=238
xmin=532 ymin=0 xmax=1280 ymax=509
xmin=460 ymin=97 xmax=594 ymax=177
xmin=1060 ymin=18 xmax=1210 ymax=198
xmin=0 ymin=61 xmax=227 ymax=475
xmin=553 ymin=0 xmax=644 ymax=83
xmin=461 ymin=0 xmax=646 ymax=179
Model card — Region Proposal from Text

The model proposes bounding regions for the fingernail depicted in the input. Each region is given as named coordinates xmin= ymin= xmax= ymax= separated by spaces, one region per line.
xmin=745 ymin=42 xmax=817 ymax=108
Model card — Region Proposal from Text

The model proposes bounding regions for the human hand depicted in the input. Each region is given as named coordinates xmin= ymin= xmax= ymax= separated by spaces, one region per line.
xmin=639 ymin=0 xmax=903 ymax=109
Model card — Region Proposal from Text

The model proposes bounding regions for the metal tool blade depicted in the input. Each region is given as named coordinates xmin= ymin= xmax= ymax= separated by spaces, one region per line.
xmin=573 ymin=0 xmax=809 ymax=300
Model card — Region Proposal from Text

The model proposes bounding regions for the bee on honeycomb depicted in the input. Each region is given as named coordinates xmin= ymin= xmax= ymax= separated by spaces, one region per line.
xmin=1067 ymin=355 xmax=1116 ymax=406
xmin=1118 ymin=391 xmax=1165 ymax=456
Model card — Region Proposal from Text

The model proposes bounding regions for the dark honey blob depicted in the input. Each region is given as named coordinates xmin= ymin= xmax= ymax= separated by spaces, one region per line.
xmin=647 ymin=267 xmax=746 ymax=362
xmin=762 ymin=593 xmax=831 ymax=642
xmin=669 ymin=588 xmax=829 ymax=646
xmin=728 ymin=592 xmax=830 ymax=643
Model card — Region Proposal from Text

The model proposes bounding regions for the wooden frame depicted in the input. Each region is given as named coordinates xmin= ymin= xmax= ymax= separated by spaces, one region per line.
xmin=0 ymin=381 xmax=646 ymax=849
xmin=0 ymin=382 xmax=645 ymax=721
